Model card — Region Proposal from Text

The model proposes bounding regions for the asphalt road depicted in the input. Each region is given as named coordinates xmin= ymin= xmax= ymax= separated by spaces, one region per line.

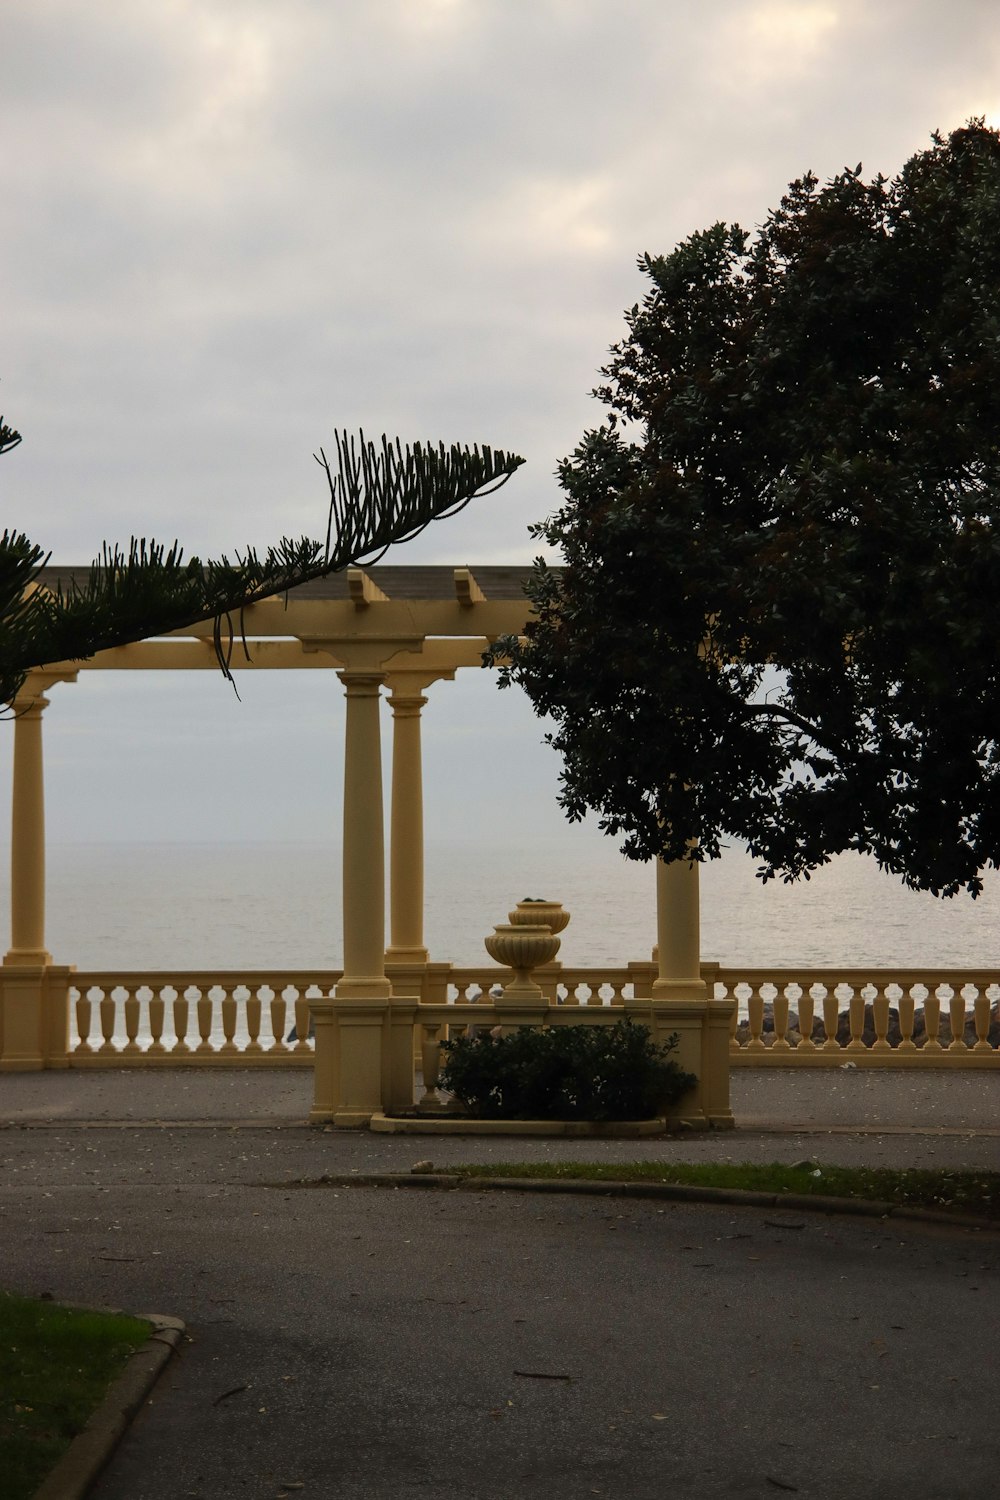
xmin=2 ymin=1119 xmax=999 ymax=1499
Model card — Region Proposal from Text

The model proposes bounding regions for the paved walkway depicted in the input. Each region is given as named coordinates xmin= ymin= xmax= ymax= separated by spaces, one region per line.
xmin=2 ymin=1070 xmax=998 ymax=1498
xmin=2 ymin=1066 xmax=998 ymax=1169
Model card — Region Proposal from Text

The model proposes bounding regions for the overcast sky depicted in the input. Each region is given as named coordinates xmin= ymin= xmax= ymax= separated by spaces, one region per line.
xmin=3 ymin=0 xmax=999 ymax=853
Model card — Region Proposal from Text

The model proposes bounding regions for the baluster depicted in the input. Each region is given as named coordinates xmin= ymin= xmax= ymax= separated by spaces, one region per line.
xmin=195 ymin=990 xmax=214 ymax=1054
xmin=74 ymin=989 xmax=94 ymax=1055
xmin=562 ymin=983 xmax=579 ymax=1007
xmin=147 ymin=988 xmax=166 ymax=1056
xmin=610 ymin=981 xmax=625 ymax=1007
xmin=947 ymin=987 xmax=967 ymax=1051
xmin=219 ymin=988 xmax=238 ymax=1055
xmin=245 ymin=989 xmax=263 ymax=1055
xmin=420 ymin=1022 xmax=443 ymax=1107
xmin=796 ymin=984 xmax=815 ymax=1052
xmin=98 ymin=990 xmax=117 ymax=1055
xmin=771 ymin=986 xmax=790 ymax=1051
xmin=292 ymin=996 xmax=312 ymax=1051
xmin=973 ymin=987 xmax=993 ymax=1052
xmin=872 ymin=986 xmax=891 ymax=1052
xmin=747 ymin=985 xmax=766 ymax=1052
xmin=821 ymin=987 xmax=841 ymax=1051
xmin=172 ymin=991 xmax=192 ymax=1055
xmin=120 ymin=987 xmax=141 ymax=1056
xmin=846 ymin=988 xmax=866 ymax=1052
xmin=922 ymin=988 xmax=943 ymax=1052
xmin=270 ymin=994 xmax=289 ymax=1054
xmin=897 ymin=989 xmax=916 ymax=1052
xmin=728 ymin=989 xmax=740 ymax=1053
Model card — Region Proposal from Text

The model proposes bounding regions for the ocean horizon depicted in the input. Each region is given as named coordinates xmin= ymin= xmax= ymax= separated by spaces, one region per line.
xmin=7 ymin=835 xmax=1000 ymax=976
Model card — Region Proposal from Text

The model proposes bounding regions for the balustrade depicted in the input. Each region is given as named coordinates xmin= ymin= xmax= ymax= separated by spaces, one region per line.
xmin=20 ymin=962 xmax=1000 ymax=1071
xmin=67 ymin=972 xmax=339 ymax=1064
xmin=720 ymin=969 xmax=1000 ymax=1067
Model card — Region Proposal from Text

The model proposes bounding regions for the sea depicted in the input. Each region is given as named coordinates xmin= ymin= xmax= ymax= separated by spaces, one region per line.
xmin=18 ymin=836 xmax=1000 ymax=975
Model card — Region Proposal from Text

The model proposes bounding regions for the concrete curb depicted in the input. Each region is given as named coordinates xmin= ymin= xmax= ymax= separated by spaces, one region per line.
xmin=273 ymin=1170 xmax=999 ymax=1231
xmin=32 ymin=1312 xmax=184 ymax=1500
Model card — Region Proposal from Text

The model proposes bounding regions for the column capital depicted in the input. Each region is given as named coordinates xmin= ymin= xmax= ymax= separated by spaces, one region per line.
xmin=336 ymin=669 xmax=386 ymax=697
xmin=387 ymin=693 xmax=428 ymax=718
xmin=10 ymin=669 xmax=77 ymax=717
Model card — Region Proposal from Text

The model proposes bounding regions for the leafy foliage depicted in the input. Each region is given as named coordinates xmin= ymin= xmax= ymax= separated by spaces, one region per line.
xmin=439 ymin=1017 xmax=695 ymax=1120
xmin=0 ymin=429 xmax=523 ymax=708
xmin=492 ymin=122 xmax=1000 ymax=897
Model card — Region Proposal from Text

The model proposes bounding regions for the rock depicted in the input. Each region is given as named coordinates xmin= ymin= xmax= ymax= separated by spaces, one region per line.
xmin=735 ymin=997 xmax=1000 ymax=1049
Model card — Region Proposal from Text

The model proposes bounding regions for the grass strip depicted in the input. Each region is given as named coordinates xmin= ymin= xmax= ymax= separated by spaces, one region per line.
xmin=0 ymin=1292 xmax=150 ymax=1500
xmin=447 ymin=1160 xmax=1000 ymax=1219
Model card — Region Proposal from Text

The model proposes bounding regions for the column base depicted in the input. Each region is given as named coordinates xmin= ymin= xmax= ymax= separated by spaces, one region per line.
xmin=651 ymin=977 xmax=707 ymax=1002
xmin=332 ymin=1110 xmax=376 ymax=1129
xmin=4 ymin=949 xmax=52 ymax=967
xmin=335 ymin=976 xmax=392 ymax=1000
xmin=0 ymin=960 xmax=63 ymax=1068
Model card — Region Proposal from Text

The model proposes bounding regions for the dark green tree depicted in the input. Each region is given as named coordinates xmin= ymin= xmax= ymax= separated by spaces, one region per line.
xmin=0 ymin=418 xmax=522 ymax=708
xmin=493 ymin=121 xmax=1000 ymax=897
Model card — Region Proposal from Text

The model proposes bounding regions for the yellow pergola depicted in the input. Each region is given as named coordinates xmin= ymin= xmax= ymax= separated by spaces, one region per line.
xmin=1 ymin=564 xmax=730 ymax=1127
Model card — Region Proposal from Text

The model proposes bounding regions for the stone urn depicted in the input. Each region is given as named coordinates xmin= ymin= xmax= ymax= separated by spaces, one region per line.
xmin=507 ymin=899 xmax=570 ymax=935
xmin=485 ymin=923 xmax=561 ymax=999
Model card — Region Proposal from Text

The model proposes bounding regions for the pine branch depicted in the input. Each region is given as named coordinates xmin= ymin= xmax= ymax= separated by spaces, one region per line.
xmin=0 ymin=430 xmax=524 ymax=706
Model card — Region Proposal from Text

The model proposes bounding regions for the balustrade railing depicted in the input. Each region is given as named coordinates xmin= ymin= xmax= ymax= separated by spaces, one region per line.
xmin=716 ymin=968 xmax=1000 ymax=1066
xmin=31 ymin=963 xmax=999 ymax=1068
xmin=447 ymin=965 xmax=636 ymax=1006
xmin=66 ymin=971 xmax=340 ymax=1065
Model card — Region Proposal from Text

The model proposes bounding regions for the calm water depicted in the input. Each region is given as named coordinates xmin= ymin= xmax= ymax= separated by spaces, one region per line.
xmin=15 ymin=836 xmax=1000 ymax=973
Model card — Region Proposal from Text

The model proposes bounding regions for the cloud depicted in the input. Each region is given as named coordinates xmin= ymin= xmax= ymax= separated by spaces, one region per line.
xmin=3 ymin=0 xmax=999 ymax=856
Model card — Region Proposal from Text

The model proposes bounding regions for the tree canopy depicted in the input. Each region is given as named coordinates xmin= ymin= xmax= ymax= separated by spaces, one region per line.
xmin=493 ymin=121 xmax=1000 ymax=897
xmin=0 ymin=420 xmax=522 ymax=708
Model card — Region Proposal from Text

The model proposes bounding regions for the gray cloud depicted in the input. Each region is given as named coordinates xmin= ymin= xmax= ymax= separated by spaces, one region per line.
xmin=2 ymin=0 xmax=998 ymax=852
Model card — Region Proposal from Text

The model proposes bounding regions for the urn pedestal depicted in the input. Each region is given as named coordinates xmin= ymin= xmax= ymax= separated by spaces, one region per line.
xmin=485 ymin=922 xmax=561 ymax=1031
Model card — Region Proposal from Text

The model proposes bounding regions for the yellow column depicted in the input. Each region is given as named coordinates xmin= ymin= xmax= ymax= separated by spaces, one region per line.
xmin=337 ymin=670 xmax=392 ymax=1000
xmin=385 ymin=689 xmax=428 ymax=965
xmin=311 ymin=668 xmax=392 ymax=1127
xmin=6 ymin=679 xmax=52 ymax=967
xmin=649 ymin=856 xmax=734 ymax=1129
xmin=301 ymin=636 xmax=477 ymax=1126
xmin=2 ymin=672 xmax=75 ymax=1070
xmin=646 ymin=858 xmax=708 ymax=1127
xmin=652 ymin=857 xmax=703 ymax=1003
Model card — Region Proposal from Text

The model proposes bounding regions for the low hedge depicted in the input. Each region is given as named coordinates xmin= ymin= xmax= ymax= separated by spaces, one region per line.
xmin=438 ymin=1017 xmax=696 ymax=1121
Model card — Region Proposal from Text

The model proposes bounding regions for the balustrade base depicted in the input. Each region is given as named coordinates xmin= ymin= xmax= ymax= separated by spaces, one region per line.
xmin=368 ymin=1111 xmax=670 ymax=1137
xmin=730 ymin=1049 xmax=1000 ymax=1068
xmin=68 ymin=1053 xmax=316 ymax=1068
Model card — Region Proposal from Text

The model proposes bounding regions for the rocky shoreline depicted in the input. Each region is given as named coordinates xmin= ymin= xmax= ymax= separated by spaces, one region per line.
xmin=734 ymin=1003 xmax=1000 ymax=1049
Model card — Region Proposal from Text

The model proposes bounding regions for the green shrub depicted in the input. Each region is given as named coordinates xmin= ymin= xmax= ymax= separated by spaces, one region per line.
xmin=438 ymin=1018 xmax=696 ymax=1121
